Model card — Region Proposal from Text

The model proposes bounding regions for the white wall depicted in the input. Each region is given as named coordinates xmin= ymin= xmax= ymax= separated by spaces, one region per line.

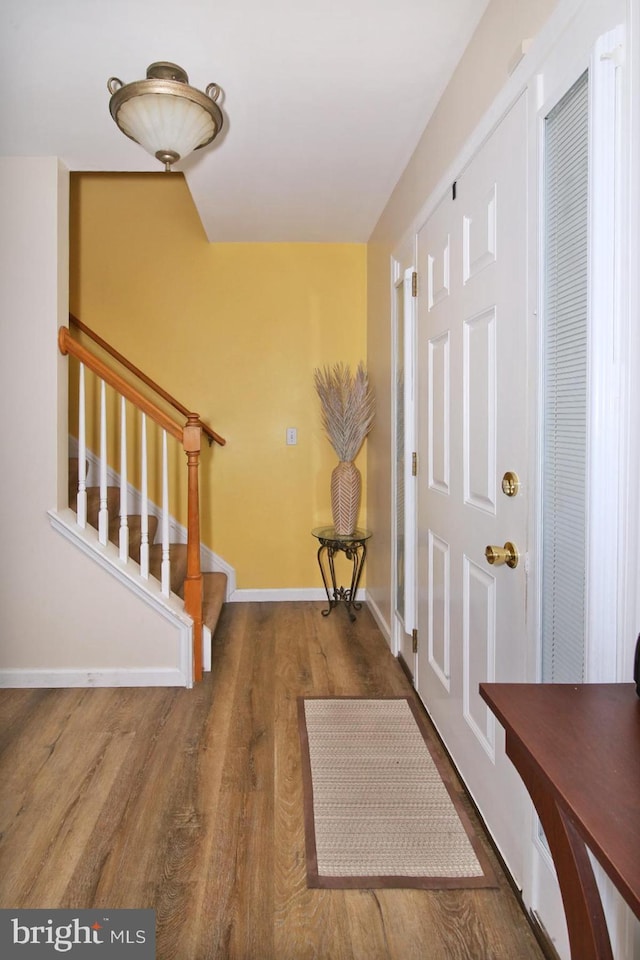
xmin=0 ymin=157 xmax=188 ymax=685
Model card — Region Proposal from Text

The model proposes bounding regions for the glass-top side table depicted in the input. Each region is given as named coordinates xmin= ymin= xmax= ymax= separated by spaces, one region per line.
xmin=312 ymin=526 xmax=371 ymax=621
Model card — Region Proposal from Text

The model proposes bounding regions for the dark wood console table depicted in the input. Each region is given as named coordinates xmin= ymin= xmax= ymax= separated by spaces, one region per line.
xmin=479 ymin=683 xmax=640 ymax=960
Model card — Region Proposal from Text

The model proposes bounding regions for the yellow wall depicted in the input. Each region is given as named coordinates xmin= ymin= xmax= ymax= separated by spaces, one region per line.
xmin=69 ymin=173 xmax=367 ymax=589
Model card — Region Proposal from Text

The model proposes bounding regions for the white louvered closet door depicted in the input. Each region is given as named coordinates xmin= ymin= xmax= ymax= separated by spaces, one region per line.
xmin=541 ymin=71 xmax=589 ymax=684
xmin=528 ymin=8 xmax=629 ymax=957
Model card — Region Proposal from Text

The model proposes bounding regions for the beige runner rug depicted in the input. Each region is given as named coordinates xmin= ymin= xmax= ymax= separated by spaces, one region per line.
xmin=298 ymin=697 xmax=497 ymax=889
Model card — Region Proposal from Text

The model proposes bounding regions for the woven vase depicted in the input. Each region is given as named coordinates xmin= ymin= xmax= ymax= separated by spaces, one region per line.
xmin=331 ymin=460 xmax=361 ymax=536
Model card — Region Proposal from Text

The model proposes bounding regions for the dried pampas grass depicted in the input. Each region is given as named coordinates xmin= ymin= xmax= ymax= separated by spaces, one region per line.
xmin=314 ymin=362 xmax=375 ymax=462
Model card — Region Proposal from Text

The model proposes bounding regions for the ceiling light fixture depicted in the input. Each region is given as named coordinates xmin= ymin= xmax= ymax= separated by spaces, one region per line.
xmin=107 ymin=62 xmax=223 ymax=172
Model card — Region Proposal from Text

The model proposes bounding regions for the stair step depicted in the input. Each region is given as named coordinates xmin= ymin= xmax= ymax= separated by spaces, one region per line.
xmin=120 ymin=515 xmax=160 ymax=564
xmin=203 ymin=572 xmax=227 ymax=634
xmin=148 ymin=543 xmax=188 ymax=597
xmin=68 ymin=457 xmax=81 ymax=496
xmin=69 ymin=483 xmax=160 ymax=563
xmin=147 ymin=549 xmax=227 ymax=635
xmin=85 ymin=486 xmax=120 ymax=526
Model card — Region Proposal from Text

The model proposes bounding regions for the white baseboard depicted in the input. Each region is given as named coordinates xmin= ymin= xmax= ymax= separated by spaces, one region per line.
xmin=365 ymin=592 xmax=392 ymax=644
xmin=228 ymin=587 xmax=365 ymax=603
xmin=0 ymin=668 xmax=188 ymax=688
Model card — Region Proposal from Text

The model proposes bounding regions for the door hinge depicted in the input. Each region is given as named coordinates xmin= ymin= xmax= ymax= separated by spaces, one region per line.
xmin=412 ymin=629 xmax=418 ymax=654
xmin=411 ymin=271 xmax=418 ymax=297
xmin=412 ymin=451 xmax=418 ymax=476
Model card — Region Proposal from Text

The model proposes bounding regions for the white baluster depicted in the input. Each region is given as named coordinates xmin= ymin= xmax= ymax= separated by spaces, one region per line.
xmin=161 ymin=430 xmax=170 ymax=596
xmin=140 ymin=413 xmax=149 ymax=578
xmin=98 ymin=380 xmax=109 ymax=545
xmin=119 ymin=395 xmax=129 ymax=562
xmin=76 ymin=363 xmax=87 ymax=528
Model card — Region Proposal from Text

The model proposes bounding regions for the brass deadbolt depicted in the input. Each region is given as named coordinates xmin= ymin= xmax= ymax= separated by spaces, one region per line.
xmin=501 ymin=471 xmax=520 ymax=497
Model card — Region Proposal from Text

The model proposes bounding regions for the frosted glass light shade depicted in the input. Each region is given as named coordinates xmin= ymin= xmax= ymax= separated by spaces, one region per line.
xmin=108 ymin=62 xmax=223 ymax=171
xmin=117 ymin=94 xmax=216 ymax=162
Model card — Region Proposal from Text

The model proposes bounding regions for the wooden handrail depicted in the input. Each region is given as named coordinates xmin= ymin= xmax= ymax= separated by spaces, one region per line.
xmin=59 ymin=326 xmax=184 ymax=441
xmin=69 ymin=314 xmax=226 ymax=447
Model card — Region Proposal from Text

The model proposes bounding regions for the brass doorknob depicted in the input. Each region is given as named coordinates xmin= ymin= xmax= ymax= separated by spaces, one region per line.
xmin=485 ymin=542 xmax=519 ymax=569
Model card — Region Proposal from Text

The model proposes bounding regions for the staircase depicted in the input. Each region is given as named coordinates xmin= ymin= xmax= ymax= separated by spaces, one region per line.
xmin=60 ymin=315 xmax=229 ymax=683
xmin=68 ymin=457 xmax=228 ymax=656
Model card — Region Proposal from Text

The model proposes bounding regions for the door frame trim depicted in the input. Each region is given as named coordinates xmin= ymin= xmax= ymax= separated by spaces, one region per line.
xmin=390 ymin=244 xmax=418 ymax=666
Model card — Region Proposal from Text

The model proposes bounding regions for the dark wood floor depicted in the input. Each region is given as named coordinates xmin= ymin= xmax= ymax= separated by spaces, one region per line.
xmin=0 ymin=601 xmax=546 ymax=959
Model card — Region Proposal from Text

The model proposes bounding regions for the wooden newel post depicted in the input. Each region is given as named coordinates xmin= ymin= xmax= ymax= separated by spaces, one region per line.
xmin=183 ymin=414 xmax=203 ymax=683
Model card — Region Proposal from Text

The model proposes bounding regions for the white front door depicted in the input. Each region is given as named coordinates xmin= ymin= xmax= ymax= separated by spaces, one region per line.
xmin=415 ymin=93 xmax=530 ymax=882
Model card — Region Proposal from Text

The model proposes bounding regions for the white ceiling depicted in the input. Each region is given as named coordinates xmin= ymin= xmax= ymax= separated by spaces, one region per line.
xmin=0 ymin=0 xmax=489 ymax=242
